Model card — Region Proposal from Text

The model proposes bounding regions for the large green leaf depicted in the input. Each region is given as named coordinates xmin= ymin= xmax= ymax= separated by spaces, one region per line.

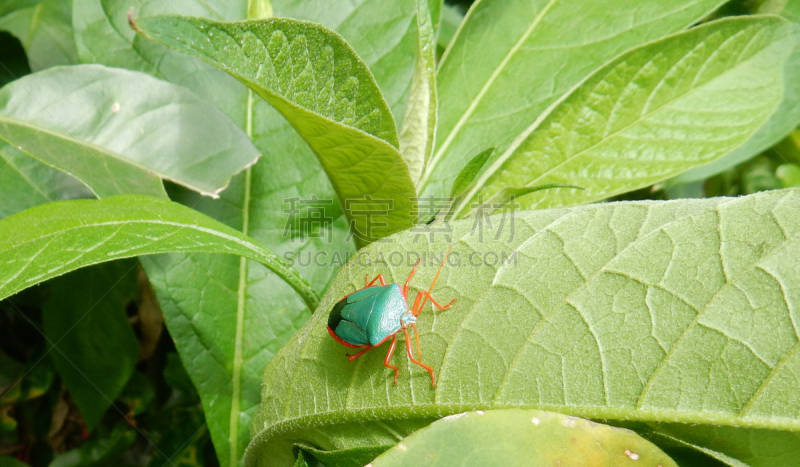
xmin=398 ymin=0 xmax=437 ymax=185
xmin=0 ymin=64 xmax=259 ymax=197
xmin=0 ymin=195 xmax=317 ymax=310
xmin=371 ymin=410 xmax=677 ymax=466
xmin=419 ymin=0 xmax=727 ymax=198
xmin=0 ymin=0 xmax=77 ymax=71
xmin=42 ymin=260 xmax=139 ymax=429
xmin=246 ymin=188 xmax=800 ymax=466
xmin=454 ymin=17 xmax=794 ymax=215
xmin=135 ymin=15 xmax=416 ymax=245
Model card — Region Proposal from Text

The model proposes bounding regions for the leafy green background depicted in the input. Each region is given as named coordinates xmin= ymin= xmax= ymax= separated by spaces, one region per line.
xmin=1 ymin=0 xmax=800 ymax=466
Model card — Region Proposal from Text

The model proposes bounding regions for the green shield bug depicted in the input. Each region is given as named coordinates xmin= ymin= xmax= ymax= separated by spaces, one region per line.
xmin=327 ymin=247 xmax=457 ymax=386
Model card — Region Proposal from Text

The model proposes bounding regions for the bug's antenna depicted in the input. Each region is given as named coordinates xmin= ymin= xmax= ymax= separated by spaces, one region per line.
xmin=427 ymin=245 xmax=452 ymax=295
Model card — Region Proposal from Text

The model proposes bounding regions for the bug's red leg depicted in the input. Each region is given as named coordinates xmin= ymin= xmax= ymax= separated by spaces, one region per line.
xmin=424 ymin=292 xmax=458 ymax=311
xmin=410 ymin=291 xmax=426 ymax=316
xmin=403 ymin=327 xmax=435 ymax=386
xmin=366 ymin=274 xmax=388 ymax=287
xmin=403 ymin=258 xmax=422 ymax=297
xmin=347 ymin=345 xmax=373 ymax=361
xmin=411 ymin=323 xmax=423 ymax=360
xmin=411 ymin=246 xmax=453 ymax=316
xmin=384 ymin=335 xmax=400 ymax=384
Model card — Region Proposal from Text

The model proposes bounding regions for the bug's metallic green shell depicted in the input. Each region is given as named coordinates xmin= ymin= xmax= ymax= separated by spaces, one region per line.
xmin=328 ymin=284 xmax=407 ymax=346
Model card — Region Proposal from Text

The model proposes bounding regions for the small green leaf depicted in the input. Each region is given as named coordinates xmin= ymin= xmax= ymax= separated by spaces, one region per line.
xmin=371 ymin=410 xmax=677 ymax=466
xmin=399 ymin=0 xmax=438 ymax=184
xmin=42 ymin=260 xmax=140 ymax=430
xmin=456 ymin=17 xmax=795 ymax=215
xmin=248 ymin=0 xmax=273 ymax=20
xmin=0 ymin=64 xmax=260 ymax=198
xmin=0 ymin=119 xmax=164 ymax=198
xmin=247 ymin=188 xmax=800 ymax=466
xmin=0 ymin=195 xmax=318 ymax=310
xmin=135 ymin=15 xmax=417 ymax=245
xmin=481 ymin=183 xmax=584 ymax=212
xmin=449 ymin=147 xmax=494 ymax=198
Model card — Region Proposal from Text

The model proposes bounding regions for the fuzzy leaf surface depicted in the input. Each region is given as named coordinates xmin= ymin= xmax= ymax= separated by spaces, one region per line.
xmin=247 ymin=189 xmax=800 ymax=466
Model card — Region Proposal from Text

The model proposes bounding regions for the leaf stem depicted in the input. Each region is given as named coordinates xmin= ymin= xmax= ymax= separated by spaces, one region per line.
xmin=230 ymin=87 xmax=256 ymax=467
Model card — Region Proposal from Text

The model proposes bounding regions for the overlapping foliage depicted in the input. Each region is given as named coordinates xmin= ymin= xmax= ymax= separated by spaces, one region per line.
xmin=1 ymin=0 xmax=800 ymax=466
